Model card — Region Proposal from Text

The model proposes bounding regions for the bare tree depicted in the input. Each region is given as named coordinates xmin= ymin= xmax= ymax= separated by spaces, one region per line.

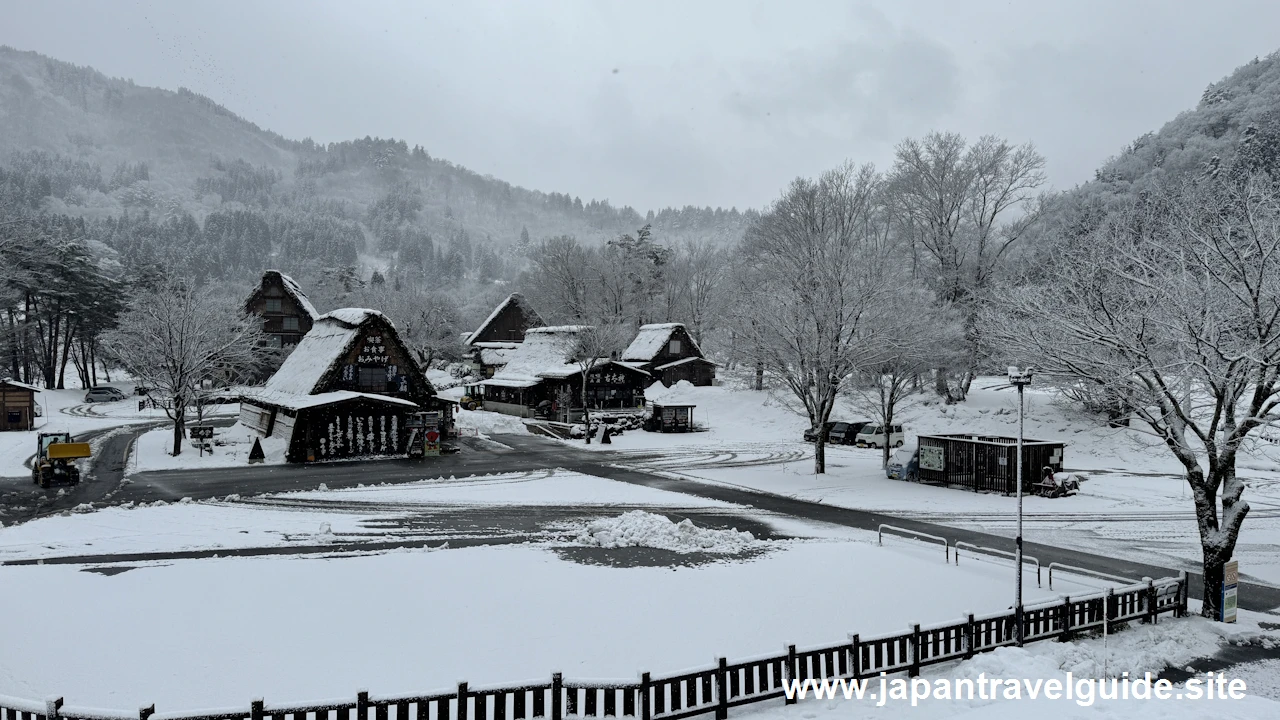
xmin=847 ymin=291 xmax=963 ymax=468
xmin=888 ymin=132 xmax=1046 ymax=400
xmin=369 ymin=286 xmax=462 ymax=369
xmin=525 ymin=236 xmax=594 ymax=321
xmin=568 ymin=322 xmax=632 ymax=443
xmin=731 ymin=162 xmax=897 ymax=473
xmin=102 ymin=278 xmax=264 ymax=456
xmin=987 ymin=174 xmax=1280 ymax=617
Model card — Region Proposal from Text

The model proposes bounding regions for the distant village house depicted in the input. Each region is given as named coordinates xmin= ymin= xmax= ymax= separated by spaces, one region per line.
xmin=244 ymin=270 xmax=321 ymax=348
xmin=463 ymin=293 xmax=544 ymax=378
xmin=619 ymin=323 xmax=716 ymax=386
xmin=0 ymin=378 xmax=39 ymax=431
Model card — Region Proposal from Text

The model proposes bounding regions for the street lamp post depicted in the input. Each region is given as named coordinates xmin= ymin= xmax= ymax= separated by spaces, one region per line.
xmin=1008 ymin=365 xmax=1033 ymax=645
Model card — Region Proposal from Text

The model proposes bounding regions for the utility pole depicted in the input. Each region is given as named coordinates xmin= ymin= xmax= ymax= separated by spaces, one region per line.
xmin=1008 ymin=366 xmax=1033 ymax=645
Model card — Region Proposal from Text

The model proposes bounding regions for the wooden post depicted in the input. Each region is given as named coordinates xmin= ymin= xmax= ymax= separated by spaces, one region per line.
xmin=1059 ymin=596 xmax=1072 ymax=642
xmin=1014 ymin=604 xmax=1025 ymax=647
xmin=551 ymin=674 xmax=562 ymax=720
xmin=1105 ymin=588 xmax=1115 ymax=633
xmin=458 ymin=683 xmax=470 ymax=720
xmin=640 ymin=672 xmax=651 ymax=720
xmin=964 ymin=613 xmax=975 ymax=659
xmin=784 ymin=645 xmax=797 ymax=705
xmin=908 ymin=624 xmax=921 ymax=677
xmin=358 ymin=691 xmax=370 ymax=720
xmin=850 ymin=634 xmax=862 ymax=681
xmin=715 ymin=658 xmax=728 ymax=720
xmin=1178 ymin=571 xmax=1189 ymax=618
xmin=1144 ymin=577 xmax=1157 ymax=624
xmin=45 ymin=697 xmax=63 ymax=720
xmin=251 ymin=699 xmax=264 ymax=720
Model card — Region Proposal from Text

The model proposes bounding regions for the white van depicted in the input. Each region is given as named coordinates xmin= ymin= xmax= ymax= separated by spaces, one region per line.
xmin=854 ymin=423 xmax=905 ymax=448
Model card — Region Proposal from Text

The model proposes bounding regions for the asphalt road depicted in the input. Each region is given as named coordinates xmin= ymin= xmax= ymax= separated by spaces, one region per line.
xmin=6 ymin=429 xmax=1278 ymax=613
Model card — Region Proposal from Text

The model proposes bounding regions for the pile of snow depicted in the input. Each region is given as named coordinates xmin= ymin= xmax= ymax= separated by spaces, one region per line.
xmin=577 ymin=510 xmax=756 ymax=554
xmin=646 ymin=379 xmax=699 ymax=405
xmin=455 ymin=408 xmax=529 ymax=437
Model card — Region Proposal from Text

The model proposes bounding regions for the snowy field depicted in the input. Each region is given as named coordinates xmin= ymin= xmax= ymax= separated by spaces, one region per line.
xmin=0 ymin=467 xmax=1120 ymax=710
xmin=586 ymin=380 xmax=1280 ymax=585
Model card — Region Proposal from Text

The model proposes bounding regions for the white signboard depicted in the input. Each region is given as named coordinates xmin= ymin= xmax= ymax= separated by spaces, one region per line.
xmin=1222 ymin=559 xmax=1238 ymax=623
xmin=919 ymin=445 xmax=944 ymax=472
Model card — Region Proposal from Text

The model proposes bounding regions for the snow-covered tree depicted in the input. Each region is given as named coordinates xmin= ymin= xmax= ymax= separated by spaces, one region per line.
xmin=731 ymin=162 xmax=898 ymax=473
xmin=569 ymin=322 xmax=632 ymax=444
xmin=102 ymin=278 xmax=264 ymax=456
xmin=988 ymin=174 xmax=1280 ymax=617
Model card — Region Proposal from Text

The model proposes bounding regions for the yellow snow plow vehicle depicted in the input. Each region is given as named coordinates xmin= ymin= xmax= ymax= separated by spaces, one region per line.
xmin=32 ymin=432 xmax=90 ymax=489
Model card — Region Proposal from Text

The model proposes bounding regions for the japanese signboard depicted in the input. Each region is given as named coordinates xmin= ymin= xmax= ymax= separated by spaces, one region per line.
xmin=1221 ymin=559 xmax=1238 ymax=623
xmin=919 ymin=445 xmax=944 ymax=472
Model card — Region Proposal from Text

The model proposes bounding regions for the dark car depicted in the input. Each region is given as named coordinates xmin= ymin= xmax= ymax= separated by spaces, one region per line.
xmin=886 ymin=445 xmax=919 ymax=481
xmin=803 ymin=421 xmax=841 ymax=443
xmin=828 ymin=420 xmax=871 ymax=445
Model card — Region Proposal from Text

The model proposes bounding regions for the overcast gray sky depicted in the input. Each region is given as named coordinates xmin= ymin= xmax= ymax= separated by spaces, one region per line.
xmin=2 ymin=0 xmax=1278 ymax=211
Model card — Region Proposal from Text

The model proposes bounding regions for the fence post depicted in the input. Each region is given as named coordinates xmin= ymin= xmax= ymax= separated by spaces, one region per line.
xmin=1059 ymin=596 xmax=1072 ymax=642
xmin=850 ymin=634 xmax=861 ymax=681
xmin=251 ymin=698 xmax=264 ymax=720
xmin=45 ymin=698 xmax=63 ymax=720
xmin=1178 ymin=570 xmax=1189 ymax=618
xmin=139 ymin=705 xmax=155 ymax=720
xmin=358 ymin=691 xmax=370 ymax=720
xmin=457 ymin=682 xmax=469 ymax=720
xmin=1105 ymin=588 xmax=1115 ymax=634
xmin=551 ymin=674 xmax=562 ymax=720
xmin=640 ymin=672 xmax=651 ymax=720
xmin=716 ymin=658 xmax=728 ymax=720
xmin=964 ymin=613 xmax=975 ymax=659
xmin=1014 ymin=604 xmax=1024 ymax=647
xmin=1152 ymin=573 xmax=1162 ymax=620
xmin=784 ymin=645 xmax=797 ymax=705
xmin=908 ymin=624 xmax=921 ymax=677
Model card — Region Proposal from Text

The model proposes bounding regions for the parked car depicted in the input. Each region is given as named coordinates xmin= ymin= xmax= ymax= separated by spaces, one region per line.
xmin=84 ymin=386 xmax=126 ymax=403
xmin=886 ymin=444 xmax=919 ymax=481
xmin=803 ymin=421 xmax=840 ymax=443
xmin=855 ymin=423 xmax=905 ymax=448
xmin=828 ymin=420 xmax=871 ymax=445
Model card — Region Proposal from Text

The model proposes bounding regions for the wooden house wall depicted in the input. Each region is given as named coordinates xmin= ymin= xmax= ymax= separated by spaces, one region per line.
xmin=917 ymin=436 xmax=1065 ymax=495
xmin=645 ymin=326 xmax=702 ymax=366
xmin=288 ymin=399 xmax=416 ymax=463
xmin=472 ymin=301 xmax=538 ymax=344
xmin=585 ymin=366 xmax=648 ymax=408
xmin=0 ymin=385 xmax=35 ymax=431
xmin=322 ymin=320 xmax=432 ymax=405
xmin=657 ymin=359 xmax=715 ymax=387
xmin=246 ymin=276 xmax=314 ymax=347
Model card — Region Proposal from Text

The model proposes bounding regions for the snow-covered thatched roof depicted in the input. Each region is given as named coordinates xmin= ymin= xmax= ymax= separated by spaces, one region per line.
xmin=467 ymin=293 xmax=543 ymax=346
xmin=482 ymin=325 xmax=593 ymax=386
xmin=241 ymin=389 xmax=419 ymax=411
xmin=257 ymin=307 xmax=430 ymax=399
xmin=621 ymin=323 xmax=702 ymax=362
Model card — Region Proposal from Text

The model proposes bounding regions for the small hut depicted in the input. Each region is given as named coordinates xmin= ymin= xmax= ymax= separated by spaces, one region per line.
xmin=643 ymin=381 xmax=699 ymax=433
xmin=0 ymin=378 xmax=39 ymax=431
xmin=916 ymin=434 xmax=1066 ymax=495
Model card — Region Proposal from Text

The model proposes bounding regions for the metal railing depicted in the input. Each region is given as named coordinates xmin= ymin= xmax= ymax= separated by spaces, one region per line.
xmin=877 ymin=524 xmax=949 ymax=562
xmin=953 ymin=541 xmax=1041 ymax=587
xmin=1047 ymin=562 xmax=1137 ymax=590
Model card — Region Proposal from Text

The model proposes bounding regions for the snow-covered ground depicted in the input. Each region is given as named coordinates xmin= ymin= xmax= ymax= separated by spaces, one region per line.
xmin=0 ymin=381 xmax=239 ymax=478
xmin=587 ymin=380 xmax=1280 ymax=585
xmin=454 ymin=406 xmax=530 ymax=437
xmin=128 ymin=420 xmax=288 ymax=472
xmin=0 ymin=532 xmax=1102 ymax=709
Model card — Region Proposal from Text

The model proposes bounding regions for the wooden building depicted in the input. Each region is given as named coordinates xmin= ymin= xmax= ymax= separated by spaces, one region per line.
xmin=240 ymin=308 xmax=453 ymax=463
xmin=915 ymin=434 xmax=1066 ymax=495
xmin=0 ymin=378 xmax=39 ymax=431
xmin=619 ymin=323 xmax=716 ymax=386
xmin=463 ymin=293 xmax=544 ymax=377
xmin=478 ymin=325 xmax=650 ymax=421
xmin=244 ymin=270 xmax=321 ymax=348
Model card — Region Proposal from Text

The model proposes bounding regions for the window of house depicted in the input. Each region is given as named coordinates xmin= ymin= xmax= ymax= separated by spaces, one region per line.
xmin=7 ymin=410 xmax=20 ymax=424
xmin=282 ymin=316 xmax=299 ymax=331
xmin=265 ymin=298 xmax=283 ymax=313
xmin=359 ymin=367 xmax=387 ymax=392
xmin=272 ymin=334 xmax=284 ymax=347
xmin=669 ymin=339 xmax=682 ymax=354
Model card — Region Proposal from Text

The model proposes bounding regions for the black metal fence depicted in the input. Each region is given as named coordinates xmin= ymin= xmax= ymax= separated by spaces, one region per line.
xmin=0 ymin=573 xmax=1188 ymax=720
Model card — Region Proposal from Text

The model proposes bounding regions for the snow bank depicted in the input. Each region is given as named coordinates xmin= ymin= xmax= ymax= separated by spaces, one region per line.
xmin=577 ymin=510 xmax=757 ymax=553
xmin=454 ymin=408 xmax=529 ymax=437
